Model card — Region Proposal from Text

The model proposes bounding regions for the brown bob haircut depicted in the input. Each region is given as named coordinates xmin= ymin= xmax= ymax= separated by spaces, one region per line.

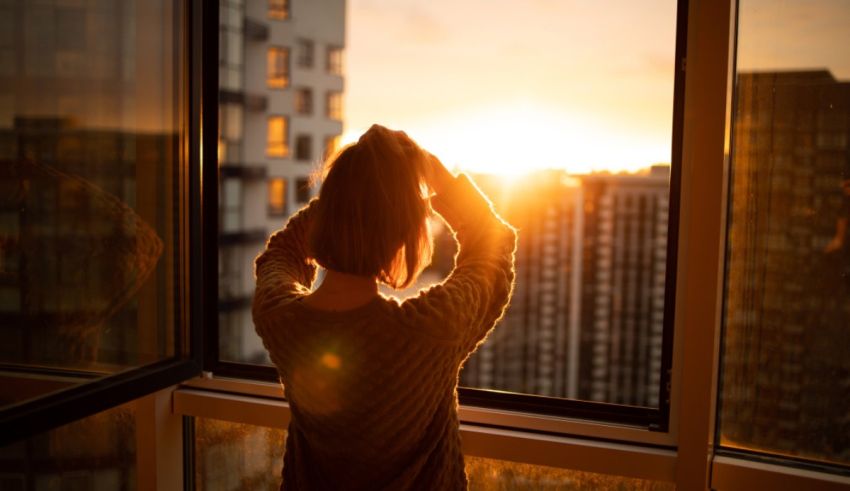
xmin=308 ymin=125 xmax=433 ymax=289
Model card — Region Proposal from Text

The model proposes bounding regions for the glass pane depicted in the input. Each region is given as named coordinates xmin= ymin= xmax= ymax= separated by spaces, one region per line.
xmin=720 ymin=0 xmax=850 ymax=467
xmin=194 ymin=418 xmax=285 ymax=491
xmin=194 ymin=418 xmax=673 ymax=491
xmin=216 ymin=1 xmax=679 ymax=409
xmin=0 ymin=0 xmax=184 ymax=409
xmin=0 ymin=402 xmax=136 ymax=490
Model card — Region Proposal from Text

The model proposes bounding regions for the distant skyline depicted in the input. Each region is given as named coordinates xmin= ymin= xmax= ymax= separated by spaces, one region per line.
xmin=342 ymin=0 xmax=850 ymax=176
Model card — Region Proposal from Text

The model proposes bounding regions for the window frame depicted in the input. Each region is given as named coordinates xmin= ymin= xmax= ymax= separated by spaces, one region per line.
xmin=205 ymin=0 xmax=689 ymax=434
xmin=0 ymin=0 xmax=215 ymax=446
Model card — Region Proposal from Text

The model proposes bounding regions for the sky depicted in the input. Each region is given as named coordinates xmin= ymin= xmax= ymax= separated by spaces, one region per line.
xmin=341 ymin=0 xmax=850 ymax=176
xmin=342 ymin=0 xmax=679 ymax=176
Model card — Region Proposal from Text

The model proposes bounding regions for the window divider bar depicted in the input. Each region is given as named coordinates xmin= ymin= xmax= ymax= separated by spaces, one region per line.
xmin=669 ymin=0 xmax=736 ymax=488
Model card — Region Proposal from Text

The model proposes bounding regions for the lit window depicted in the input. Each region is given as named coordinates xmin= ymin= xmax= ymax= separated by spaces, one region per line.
xmin=324 ymin=135 xmax=340 ymax=160
xmin=325 ymin=91 xmax=342 ymax=120
xmin=268 ymin=178 xmax=287 ymax=216
xmin=295 ymin=177 xmax=311 ymax=203
xmin=268 ymin=0 xmax=288 ymax=20
xmin=267 ymin=47 xmax=289 ymax=89
xmin=326 ymin=46 xmax=343 ymax=75
xmin=295 ymin=135 xmax=312 ymax=161
xmin=266 ymin=116 xmax=288 ymax=157
xmin=294 ymin=87 xmax=312 ymax=115
xmin=296 ymin=39 xmax=314 ymax=68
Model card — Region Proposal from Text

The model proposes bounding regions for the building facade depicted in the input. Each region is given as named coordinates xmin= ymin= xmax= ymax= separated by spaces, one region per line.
xmin=461 ymin=168 xmax=670 ymax=408
xmin=217 ymin=0 xmax=346 ymax=363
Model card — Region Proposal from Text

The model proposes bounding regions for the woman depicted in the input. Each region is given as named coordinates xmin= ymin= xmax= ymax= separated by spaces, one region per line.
xmin=252 ymin=124 xmax=517 ymax=490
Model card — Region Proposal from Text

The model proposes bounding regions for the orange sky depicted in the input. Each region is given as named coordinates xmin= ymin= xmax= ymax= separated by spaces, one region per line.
xmin=342 ymin=0 xmax=678 ymax=175
xmin=342 ymin=0 xmax=850 ymax=176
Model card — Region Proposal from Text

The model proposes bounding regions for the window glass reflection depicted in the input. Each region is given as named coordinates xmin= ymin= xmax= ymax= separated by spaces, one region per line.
xmin=721 ymin=0 xmax=850 ymax=467
xmin=0 ymin=402 xmax=136 ymax=489
xmin=0 ymin=0 xmax=182 ymax=409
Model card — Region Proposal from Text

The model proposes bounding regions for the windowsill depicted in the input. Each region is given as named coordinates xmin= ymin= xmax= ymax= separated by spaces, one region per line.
xmin=174 ymin=378 xmax=850 ymax=489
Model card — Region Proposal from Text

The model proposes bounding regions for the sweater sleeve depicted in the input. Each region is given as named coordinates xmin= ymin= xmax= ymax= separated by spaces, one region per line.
xmin=400 ymin=174 xmax=517 ymax=353
xmin=252 ymin=200 xmax=319 ymax=325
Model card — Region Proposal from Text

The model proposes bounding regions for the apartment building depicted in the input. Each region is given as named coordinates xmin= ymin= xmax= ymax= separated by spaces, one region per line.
xmin=461 ymin=168 xmax=670 ymax=408
xmin=217 ymin=0 xmax=345 ymax=363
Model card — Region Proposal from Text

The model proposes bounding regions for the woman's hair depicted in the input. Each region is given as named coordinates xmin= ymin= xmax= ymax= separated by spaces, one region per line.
xmin=308 ymin=125 xmax=433 ymax=289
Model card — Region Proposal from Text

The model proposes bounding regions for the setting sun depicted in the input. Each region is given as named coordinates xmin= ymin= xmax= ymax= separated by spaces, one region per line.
xmin=342 ymin=101 xmax=670 ymax=176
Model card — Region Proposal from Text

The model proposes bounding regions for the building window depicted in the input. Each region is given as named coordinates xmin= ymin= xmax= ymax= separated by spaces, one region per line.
xmin=326 ymin=46 xmax=343 ymax=75
xmin=295 ymin=177 xmax=311 ymax=203
xmin=266 ymin=116 xmax=288 ymax=157
xmin=221 ymin=178 xmax=242 ymax=233
xmin=267 ymin=47 xmax=289 ymax=89
xmin=324 ymin=135 xmax=340 ymax=160
xmin=325 ymin=91 xmax=342 ymax=120
xmin=294 ymin=87 xmax=313 ymax=115
xmin=268 ymin=0 xmax=288 ymax=20
xmin=268 ymin=178 xmax=287 ymax=216
xmin=295 ymin=135 xmax=312 ymax=161
xmin=296 ymin=39 xmax=314 ymax=68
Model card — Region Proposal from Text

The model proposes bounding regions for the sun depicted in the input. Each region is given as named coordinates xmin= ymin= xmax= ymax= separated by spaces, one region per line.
xmin=343 ymin=102 xmax=669 ymax=177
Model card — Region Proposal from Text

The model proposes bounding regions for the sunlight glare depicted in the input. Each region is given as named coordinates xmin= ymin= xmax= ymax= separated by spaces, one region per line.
xmin=342 ymin=101 xmax=669 ymax=177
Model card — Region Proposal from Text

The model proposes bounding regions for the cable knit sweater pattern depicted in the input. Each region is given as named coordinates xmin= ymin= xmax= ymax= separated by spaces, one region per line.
xmin=252 ymin=174 xmax=517 ymax=491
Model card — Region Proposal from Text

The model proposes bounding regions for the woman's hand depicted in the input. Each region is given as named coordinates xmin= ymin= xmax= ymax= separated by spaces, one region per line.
xmin=425 ymin=151 xmax=454 ymax=196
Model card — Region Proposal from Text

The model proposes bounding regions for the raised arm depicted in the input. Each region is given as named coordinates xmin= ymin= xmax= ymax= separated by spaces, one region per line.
xmin=252 ymin=201 xmax=319 ymax=321
xmin=401 ymin=158 xmax=517 ymax=353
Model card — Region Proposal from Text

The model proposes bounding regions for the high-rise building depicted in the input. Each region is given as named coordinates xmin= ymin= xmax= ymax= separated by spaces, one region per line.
xmin=722 ymin=70 xmax=850 ymax=458
xmin=461 ymin=168 xmax=670 ymax=407
xmin=217 ymin=0 xmax=346 ymax=363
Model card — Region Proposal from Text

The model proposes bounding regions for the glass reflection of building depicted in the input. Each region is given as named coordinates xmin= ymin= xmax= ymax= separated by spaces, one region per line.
xmin=722 ymin=70 xmax=850 ymax=463
xmin=0 ymin=0 xmax=178 ymax=380
xmin=461 ymin=168 xmax=669 ymax=407
xmin=217 ymin=0 xmax=346 ymax=364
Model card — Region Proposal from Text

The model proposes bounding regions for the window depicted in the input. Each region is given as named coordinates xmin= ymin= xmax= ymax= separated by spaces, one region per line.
xmin=325 ymin=91 xmax=342 ymax=120
xmin=0 ymin=0 xmax=203 ymax=443
xmin=296 ymin=38 xmax=314 ymax=68
xmin=326 ymin=46 xmax=343 ymax=75
xmin=295 ymin=134 xmax=312 ymax=161
xmin=268 ymin=178 xmax=287 ymax=216
xmin=295 ymin=177 xmax=311 ymax=204
xmin=324 ymin=135 xmax=341 ymax=160
xmin=209 ymin=0 xmax=684 ymax=430
xmin=220 ymin=0 xmax=244 ymax=91
xmin=294 ymin=87 xmax=313 ymax=115
xmin=719 ymin=0 xmax=850 ymax=470
xmin=221 ymin=179 xmax=243 ymax=233
xmin=218 ymin=103 xmax=243 ymax=164
xmin=266 ymin=116 xmax=289 ymax=157
xmin=268 ymin=0 xmax=289 ymax=20
xmin=267 ymin=47 xmax=289 ymax=89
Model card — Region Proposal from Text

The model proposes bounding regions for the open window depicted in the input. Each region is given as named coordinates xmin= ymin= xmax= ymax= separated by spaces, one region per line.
xmin=206 ymin=0 xmax=689 ymax=433
xmin=0 ymin=0 xmax=216 ymax=444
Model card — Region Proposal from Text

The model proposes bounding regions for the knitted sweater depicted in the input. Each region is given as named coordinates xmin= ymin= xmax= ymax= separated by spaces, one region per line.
xmin=252 ymin=174 xmax=517 ymax=491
